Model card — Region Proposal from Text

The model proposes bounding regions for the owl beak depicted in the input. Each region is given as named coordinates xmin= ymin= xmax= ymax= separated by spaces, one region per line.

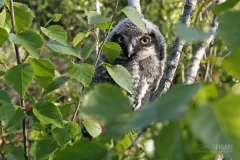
xmin=128 ymin=44 xmax=133 ymax=57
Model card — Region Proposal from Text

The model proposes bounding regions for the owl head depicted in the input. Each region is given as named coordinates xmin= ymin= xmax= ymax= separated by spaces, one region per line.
xmin=106 ymin=18 xmax=166 ymax=62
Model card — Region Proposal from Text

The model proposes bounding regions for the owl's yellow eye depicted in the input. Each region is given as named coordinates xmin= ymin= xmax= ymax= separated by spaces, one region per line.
xmin=140 ymin=36 xmax=151 ymax=45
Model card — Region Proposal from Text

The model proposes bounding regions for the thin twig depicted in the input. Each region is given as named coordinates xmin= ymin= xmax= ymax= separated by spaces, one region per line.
xmin=94 ymin=0 xmax=119 ymax=67
xmin=9 ymin=1 xmax=28 ymax=160
xmin=71 ymin=97 xmax=81 ymax=122
xmin=193 ymin=0 xmax=206 ymax=25
xmin=121 ymin=126 xmax=149 ymax=160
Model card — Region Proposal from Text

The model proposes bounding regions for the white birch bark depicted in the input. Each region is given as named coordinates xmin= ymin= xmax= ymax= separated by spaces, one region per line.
xmin=95 ymin=0 xmax=101 ymax=54
xmin=185 ymin=0 xmax=220 ymax=84
xmin=156 ymin=0 xmax=198 ymax=95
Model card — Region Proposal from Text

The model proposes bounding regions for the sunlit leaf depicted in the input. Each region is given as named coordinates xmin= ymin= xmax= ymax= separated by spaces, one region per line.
xmin=4 ymin=63 xmax=34 ymax=98
xmin=103 ymin=42 xmax=121 ymax=62
xmin=41 ymin=25 xmax=68 ymax=46
xmin=33 ymin=101 xmax=63 ymax=128
xmin=72 ymin=32 xmax=90 ymax=47
xmin=122 ymin=6 xmax=147 ymax=32
xmin=0 ymin=27 xmax=8 ymax=47
xmin=106 ymin=64 xmax=132 ymax=94
xmin=52 ymin=14 xmax=62 ymax=22
xmin=0 ymin=8 xmax=6 ymax=27
xmin=29 ymin=58 xmax=55 ymax=78
xmin=9 ymin=30 xmax=43 ymax=58
xmin=46 ymin=40 xmax=82 ymax=59
xmin=6 ymin=2 xmax=34 ymax=33
xmin=68 ymin=63 xmax=95 ymax=87
xmin=82 ymin=119 xmax=102 ymax=138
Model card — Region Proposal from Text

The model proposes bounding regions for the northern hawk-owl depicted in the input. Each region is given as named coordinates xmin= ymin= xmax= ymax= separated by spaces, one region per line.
xmin=93 ymin=18 xmax=166 ymax=111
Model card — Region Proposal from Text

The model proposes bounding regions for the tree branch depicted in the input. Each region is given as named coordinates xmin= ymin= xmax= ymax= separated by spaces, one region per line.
xmin=9 ymin=0 xmax=29 ymax=160
xmin=157 ymin=0 xmax=198 ymax=95
xmin=128 ymin=0 xmax=141 ymax=13
xmin=95 ymin=0 xmax=101 ymax=55
xmin=185 ymin=0 xmax=220 ymax=84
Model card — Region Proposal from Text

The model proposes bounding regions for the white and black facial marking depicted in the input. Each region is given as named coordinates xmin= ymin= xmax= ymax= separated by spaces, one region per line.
xmin=106 ymin=18 xmax=166 ymax=63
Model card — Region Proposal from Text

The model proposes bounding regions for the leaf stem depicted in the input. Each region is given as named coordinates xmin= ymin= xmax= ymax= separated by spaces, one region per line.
xmin=9 ymin=0 xmax=29 ymax=159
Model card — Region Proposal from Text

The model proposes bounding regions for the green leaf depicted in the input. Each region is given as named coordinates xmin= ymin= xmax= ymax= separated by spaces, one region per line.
xmin=0 ymin=27 xmax=8 ymax=47
xmin=121 ymin=6 xmax=147 ymax=33
xmin=82 ymin=84 xmax=132 ymax=137
xmin=52 ymin=121 xmax=80 ymax=146
xmin=46 ymin=40 xmax=82 ymax=59
xmin=82 ymin=84 xmax=132 ymax=121
xmin=41 ymin=25 xmax=68 ymax=46
xmin=42 ymin=76 xmax=69 ymax=96
xmin=4 ymin=63 xmax=34 ymax=98
xmin=35 ymin=76 xmax=53 ymax=88
xmin=9 ymin=30 xmax=43 ymax=58
xmin=82 ymin=119 xmax=102 ymax=138
xmin=6 ymin=2 xmax=34 ymax=33
xmin=87 ymin=11 xmax=109 ymax=25
xmin=54 ymin=140 xmax=107 ymax=160
xmin=29 ymin=58 xmax=55 ymax=78
xmin=0 ymin=0 xmax=6 ymax=7
xmin=0 ymin=104 xmax=24 ymax=129
xmin=188 ymin=105 xmax=226 ymax=149
xmin=0 ymin=70 xmax=4 ymax=77
xmin=72 ymin=32 xmax=90 ymax=47
xmin=128 ymin=83 xmax=201 ymax=129
xmin=68 ymin=63 xmax=95 ymax=87
xmin=218 ymin=11 xmax=240 ymax=51
xmin=0 ymin=8 xmax=6 ymax=27
xmin=222 ymin=49 xmax=240 ymax=80
xmin=6 ymin=148 xmax=24 ymax=160
xmin=79 ymin=42 xmax=96 ymax=60
xmin=33 ymin=101 xmax=63 ymax=128
xmin=52 ymin=14 xmax=62 ymax=22
xmin=174 ymin=23 xmax=211 ymax=42
xmin=0 ymin=90 xmax=11 ymax=104
xmin=213 ymin=94 xmax=240 ymax=159
xmin=36 ymin=136 xmax=58 ymax=160
xmin=155 ymin=122 xmax=185 ymax=160
xmin=96 ymin=21 xmax=111 ymax=29
xmin=103 ymin=42 xmax=121 ymax=62
xmin=214 ymin=0 xmax=240 ymax=15
xmin=106 ymin=64 xmax=132 ymax=94
xmin=58 ymin=103 xmax=72 ymax=120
